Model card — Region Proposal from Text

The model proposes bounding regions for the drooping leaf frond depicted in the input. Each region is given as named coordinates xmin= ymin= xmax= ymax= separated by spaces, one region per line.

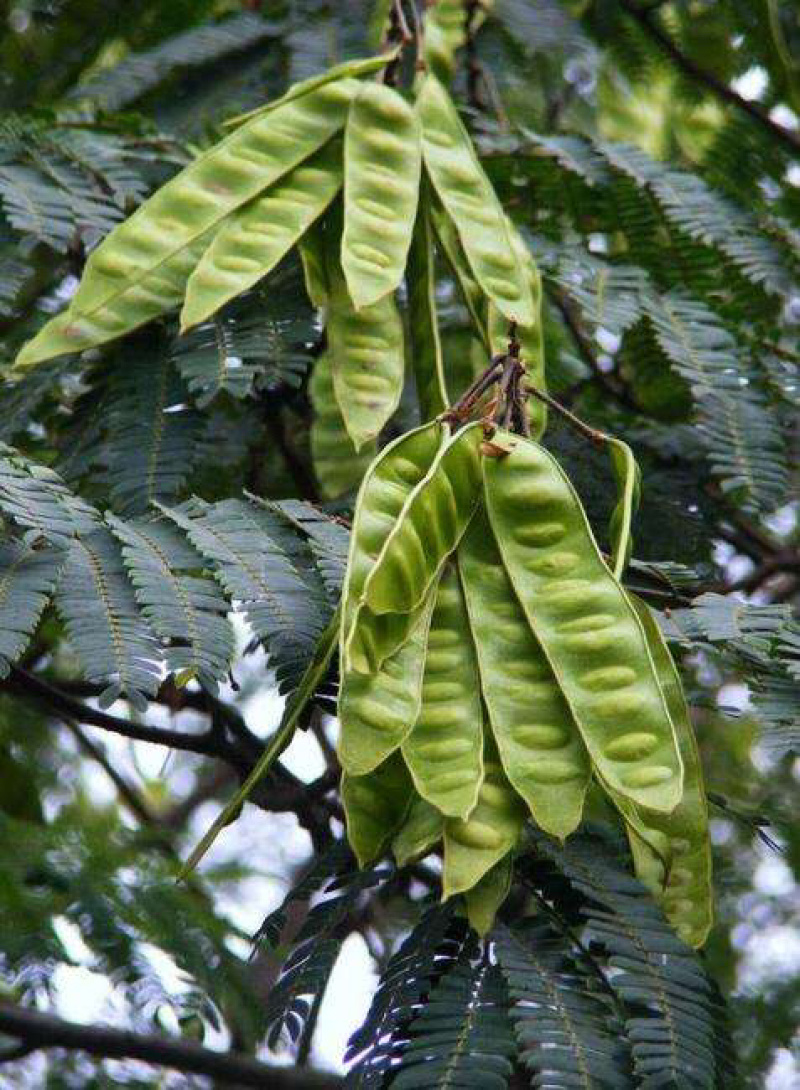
xmin=54 ymin=527 xmax=162 ymax=710
xmin=393 ymin=940 xmax=516 ymax=1090
xmin=0 ymin=541 xmax=63 ymax=677
xmin=0 ymin=444 xmax=98 ymax=545
xmin=108 ymin=514 xmax=235 ymax=692
xmin=495 ymin=917 xmax=633 ymax=1089
xmin=160 ymin=496 xmax=331 ymax=693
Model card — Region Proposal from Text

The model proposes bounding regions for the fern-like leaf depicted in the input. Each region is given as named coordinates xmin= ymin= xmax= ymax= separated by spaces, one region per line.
xmin=393 ymin=940 xmax=516 ymax=1089
xmin=0 ymin=541 xmax=63 ymax=677
xmin=160 ymin=497 xmax=330 ymax=693
xmin=107 ymin=514 xmax=235 ymax=693
xmin=54 ymin=527 xmax=162 ymax=710
xmin=0 ymin=445 xmax=98 ymax=545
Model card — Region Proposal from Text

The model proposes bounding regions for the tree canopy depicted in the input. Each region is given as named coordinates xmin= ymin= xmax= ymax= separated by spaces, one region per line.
xmin=0 ymin=2 xmax=797 ymax=1087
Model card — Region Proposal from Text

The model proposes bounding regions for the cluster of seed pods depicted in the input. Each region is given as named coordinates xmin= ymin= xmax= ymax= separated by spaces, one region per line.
xmin=339 ymin=420 xmax=713 ymax=945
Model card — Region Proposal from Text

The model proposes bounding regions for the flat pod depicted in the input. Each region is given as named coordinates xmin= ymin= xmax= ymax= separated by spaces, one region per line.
xmin=326 ymin=224 xmax=406 ymax=451
xmin=459 ymin=510 xmax=591 ymax=839
xmin=430 ymin=203 xmax=489 ymax=350
xmin=338 ymin=584 xmax=436 ymax=776
xmin=16 ymin=80 xmax=358 ymax=369
xmin=402 ymin=564 xmax=484 ymax=819
xmin=16 ymin=232 xmax=213 ymax=368
xmin=416 ymin=75 xmax=534 ymax=327
xmin=463 ymin=853 xmax=513 ymax=937
xmin=443 ymin=749 xmax=526 ymax=898
xmin=181 ymin=138 xmax=343 ymax=330
xmin=342 ymin=749 xmax=413 ymax=866
xmin=309 ymin=348 xmax=375 ymax=499
xmin=407 ymin=196 xmax=448 ymax=419
xmin=619 ymin=597 xmax=713 ymax=948
xmin=483 ymin=431 xmax=684 ymax=813
xmin=342 ymin=82 xmax=421 ymax=309
xmin=341 ymin=420 xmax=444 ymax=673
xmin=363 ymin=422 xmax=483 ymax=615
xmin=392 ymin=793 xmax=444 ymax=867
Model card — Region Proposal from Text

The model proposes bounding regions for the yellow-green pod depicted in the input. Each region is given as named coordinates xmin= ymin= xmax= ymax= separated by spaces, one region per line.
xmin=298 ymin=226 xmax=329 ymax=308
xmin=326 ymin=230 xmax=405 ymax=451
xmin=392 ymin=793 xmax=444 ymax=867
xmin=464 ymin=852 xmax=513 ymax=937
xmin=430 ymin=203 xmax=489 ymax=350
xmin=15 ymin=232 xmax=212 ymax=368
xmin=402 ymin=565 xmax=484 ymax=820
xmin=408 ymin=195 xmax=448 ymax=419
xmin=619 ymin=597 xmax=713 ymax=948
xmin=483 ymin=431 xmax=684 ymax=813
xmin=341 ymin=421 xmax=444 ymax=674
xmin=342 ymin=750 xmax=414 ymax=866
xmin=338 ymin=578 xmax=437 ymax=776
xmin=342 ymin=82 xmax=421 ymax=309
xmin=443 ymin=743 xmax=527 ymax=898
xmin=181 ymin=139 xmax=343 ymax=331
xmin=362 ymin=422 xmax=482 ymax=615
xmin=423 ymin=0 xmax=468 ymax=84
xmin=487 ymin=224 xmax=547 ymax=439
xmin=17 ymin=80 xmax=359 ymax=369
xmin=416 ymin=75 xmax=534 ymax=327
xmin=310 ymin=349 xmax=374 ymax=499
xmin=459 ymin=510 xmax=591 ymax=839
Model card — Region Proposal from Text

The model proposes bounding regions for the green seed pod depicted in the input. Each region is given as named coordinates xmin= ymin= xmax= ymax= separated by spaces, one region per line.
xmin=423 ymin=0 xmax=468 ymax=84
xmin=363 ymin=422 xmax=483 ymax=615
xmin=338 ymin=581 xmax=437 ymax=777
xmin=181 ymin=139 xmax=343 ymax=331
xmin=392 ymin=793 xmax=444 ymax=867
xmin=459 ymin=510 xmax=591 ymax=839
xmin=402 ymin=564 xmax=485 ymax=819
xmin=443 ymin=744 xmax=526 ymax=898
xmin=463 ymin=852 xmax=513 ymax=937
xmin=417 ymin=75 xmax=534 ymax=327
xmin=341 ymin=421 xmax=444 ymax=674
xmin=617 ymin=597 xmax=713 ymax=948
xmin=325 ymin=219 xmax=406 ymax=451
xmin=407 ymin=194 xmax=448 ymax=419
xmin=310 ymin=349 xmax=375 ymax=499
xmin=342 ymin=750 xmax=413 ymax=866
xmin=430 ymin=203 xmax=489 ymax=350
xmin=483 ymin=431 xmax=684 ymax=813
xmin=298 ymin=224 xmax=329 ymax=309
xmin=342 ymin=82 xmax=421 ymax=309
xmin=17 ymin=79 xmax=359 ymax=368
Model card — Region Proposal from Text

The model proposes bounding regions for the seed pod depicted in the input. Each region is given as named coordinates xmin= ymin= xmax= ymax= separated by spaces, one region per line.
xmin=407 ymin=194 xmax=448 ymax=419
xmin=459 ymin=510 xmax=591 ymax=839
xmin=392 ymin=793 xmax=444 ymax=867
xmin=363 ymin=422 xmax=482 ymax=616
xmin=310 ymin=349 xmax=375 ymax=499
xmin=430 ymin=204 xmax=489 ymax=350
xmin=181 ymin=139 xmax=343 ymax=331
xmin=325 ymin=217 xmax=406 ymax=451
xmin=17 ymin=79 xmax=359 ymax=368
xmin=616 ymin=597 xmax=713 ymax=948
xmin=443 ymin=745 xmax=526 ymax=898
xmin=423 ymin=0 xmax=468 ymax=84
xmin=298 ymin=224 xmax=329 ymax=308
xmin=607 ymin=437 xmax=641 ymax=579
xmin=417 ymin=75 xmax=534 ymax=327
xmin=342 ymin=82 xmax=421 ymax=309
xmin=483 ymin=431 xmax=684 ymax=813
xmin=338 ymin=581 xmax=436 ymax=776
xmin=402 ymin=564 xmax=484 ymax=819
xmin=463 ymin=853 xmax=513 ymax=937
xmin=342 ymin=750 xmax=413 ymax=866
xmin=341 ymin=421 xmax=444 ymax=673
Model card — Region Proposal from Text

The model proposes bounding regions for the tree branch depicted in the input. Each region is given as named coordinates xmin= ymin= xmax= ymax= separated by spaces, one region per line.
xmin=0 ymin=1002 xmax=342 ymax=1089
xmin=619 ymin=0 xmax=800 ymax=156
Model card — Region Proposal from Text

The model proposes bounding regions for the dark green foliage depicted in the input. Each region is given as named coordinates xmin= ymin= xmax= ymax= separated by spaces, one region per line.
xmin=0 ymin=541 xmax=63 ymax=676
xmin=392 ymin=943 xmax=516 ymax=1090
xmin=495 ymin=917 xmax=632 ymax=1088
